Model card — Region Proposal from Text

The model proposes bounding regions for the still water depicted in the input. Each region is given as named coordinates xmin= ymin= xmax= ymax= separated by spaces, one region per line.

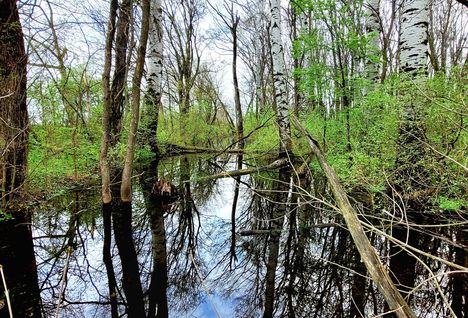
xmin=4 ymin=155 xmax=465 ymax=317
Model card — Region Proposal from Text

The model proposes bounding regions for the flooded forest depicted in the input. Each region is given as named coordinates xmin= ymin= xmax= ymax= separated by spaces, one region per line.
xmin=0 ymin=0 xmax=467 ymax=317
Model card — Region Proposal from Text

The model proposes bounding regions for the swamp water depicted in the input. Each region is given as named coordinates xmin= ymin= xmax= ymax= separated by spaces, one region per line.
xmin=1 ymin=155 xmax=466 ymax=317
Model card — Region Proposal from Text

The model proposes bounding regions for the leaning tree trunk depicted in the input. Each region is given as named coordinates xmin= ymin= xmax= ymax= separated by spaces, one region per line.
xmin=146 ymin=0 xmax=163 ymax=154
xmin=270 ymin=0 xmax=292 ymax=154
xmin=0 ymin=2 xmax=41 ymax=317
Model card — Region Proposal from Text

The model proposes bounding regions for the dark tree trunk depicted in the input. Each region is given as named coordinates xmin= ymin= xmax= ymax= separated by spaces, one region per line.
xmin=0 ymin=2 xmax=41 ymax=317
xmin=109 ymin=0 xmax=133 ymax=146
xmin=112 ymin=201 xmax=146 ymax=318
xmin=140 ymin=160 xmax=169 ymax=318
xmin=0 ymin=0 xmax=29 ymax=207
xmin=0 ymin=212 xmax=42 ymax=318
xmin=263 ymin=165 xmax=291 ymax=318
xmin=451 ymin=229 xmax=468 ymax=317
xmin=102 ymin=201 xmax=119 ymax=318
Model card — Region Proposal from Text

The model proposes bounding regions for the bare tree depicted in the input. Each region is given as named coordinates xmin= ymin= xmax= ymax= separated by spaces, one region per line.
xmin=163 ymin=0 xmax=204 ymax=142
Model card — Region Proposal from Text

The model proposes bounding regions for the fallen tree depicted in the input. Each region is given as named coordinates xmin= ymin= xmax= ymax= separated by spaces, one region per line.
xmin=195 ymin=157 xmax=292 ymax=182
xmin=291 ymin=116 xmax=417 ymax=318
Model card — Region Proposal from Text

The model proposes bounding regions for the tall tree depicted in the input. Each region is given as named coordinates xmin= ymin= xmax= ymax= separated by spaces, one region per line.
xmin=99 ymin=0 xmax=120 ymax=316
xmin=146 ymin=0 xmax=163 ymax=153
xmin=270 ymin=0 xmax=292 ymax=154
xmin=116 ymin=0 xmax=151 ymax=315
xmin=0 ymin=1 xmax=41 ymax=317
xmin=390 ymin=0 xmax=429 ymax=313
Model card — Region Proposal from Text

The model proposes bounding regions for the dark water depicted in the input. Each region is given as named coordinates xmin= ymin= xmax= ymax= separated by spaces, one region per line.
xmin=1 ymin=155 xmax=466 ymax=317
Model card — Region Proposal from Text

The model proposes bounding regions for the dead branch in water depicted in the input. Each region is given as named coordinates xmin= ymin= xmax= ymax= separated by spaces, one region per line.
xmin=193 ymin=157 xmax=292 ymax=182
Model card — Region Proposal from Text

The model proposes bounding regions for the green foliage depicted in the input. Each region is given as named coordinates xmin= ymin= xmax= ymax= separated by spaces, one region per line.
xmin=437 ymin=196 xmax=466 ymax=211
xmin=243 ymin=110 xmax=279 ymax=152
xmin=28 ymin=125 xmax=100 ymax=189
xmin=138 ymin=106 xmax=233 ymax=151
xmin=0 ymin=209 xmax=12 ymax=222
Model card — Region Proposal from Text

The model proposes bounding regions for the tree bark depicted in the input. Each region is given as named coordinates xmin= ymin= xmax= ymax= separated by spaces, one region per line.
xmin=0 ymin=0 xmax=29 ymax=207
xmin=121 ymin=0 xmax=151 ymax=202
xmin=146 ymin=0 xmax=163 ymax=153
xmin=0 ymin=2 xmax=41 ymax=317
xmin=399 ymin=0 xmax=429 ymax=74
xmin=270 ymin=0 xmax=292 ymax=154
xmin=365 ymin=0 xmax=381 ymax=84
xmin=100 ymin=0 xmax=119 ymax=204
xmin=109 ymin=0 xmax=133 ymax=146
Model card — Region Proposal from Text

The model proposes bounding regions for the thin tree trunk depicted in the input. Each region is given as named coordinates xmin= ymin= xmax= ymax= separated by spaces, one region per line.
xmin=100 ymin=0 xmax=118 ymax=204
xmin=121 ymin=0 xmax=151 ymax=202
xmin=109 ymin=0 xmax=133 ymax=146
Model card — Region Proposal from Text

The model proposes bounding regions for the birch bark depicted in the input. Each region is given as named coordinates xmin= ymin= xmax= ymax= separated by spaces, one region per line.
xmin=365 ymin=0 xmax=381 ymax=83
xmin=270 ymin=0 xmax=292 ymax=154
xmin=399 ymin=0 xmax=429 ymax=74
xmin=146 ymin=0 xmax=163 ymax=153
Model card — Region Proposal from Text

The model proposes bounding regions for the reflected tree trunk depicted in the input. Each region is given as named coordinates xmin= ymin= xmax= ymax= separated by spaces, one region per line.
xmin=263 ymin=166 xmax=291 ymax=318
xmin=113 ymin=200 xmax=146 ymax=318
xmin=230 ymin=154 xmax=243 ymax=267
xmin=140 ymin=160 xmax=169 ymax=318
xmin=451 ymin=228 xmax=468 ymax=317
xmin=102 ymin=199 xmax=119 ymax=318
xmin=0 ymin=213 xmax=42 ymax=318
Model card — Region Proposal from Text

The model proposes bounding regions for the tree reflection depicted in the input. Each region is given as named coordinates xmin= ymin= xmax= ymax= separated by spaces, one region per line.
xmin=0 ymin=211 xmax=42 ymax=318
xmin=29 ymin=155 xmax=467 ymax=318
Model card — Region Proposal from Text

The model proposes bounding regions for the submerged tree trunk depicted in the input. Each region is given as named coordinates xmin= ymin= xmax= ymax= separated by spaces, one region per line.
xmin=113 ymin=200 xmax=146 ymax=317
xmin=451 ymin=228 xmax=468 ymax=317
xmin=146 ymin=0 xmax=163 ymax=153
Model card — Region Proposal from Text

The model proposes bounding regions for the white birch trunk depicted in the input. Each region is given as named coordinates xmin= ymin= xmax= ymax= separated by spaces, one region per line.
xmin=146 ymin=0 xmax=163 ymax=152
xmin=270 ymin=0 xmax=292 ymax=153
xmin=399 ymin=0 xmax=429 ymax=73
xmin=147 ymin=0 xmax=163 ymax=101
xmin=365 ymin=0 xmax=381 ymax=83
